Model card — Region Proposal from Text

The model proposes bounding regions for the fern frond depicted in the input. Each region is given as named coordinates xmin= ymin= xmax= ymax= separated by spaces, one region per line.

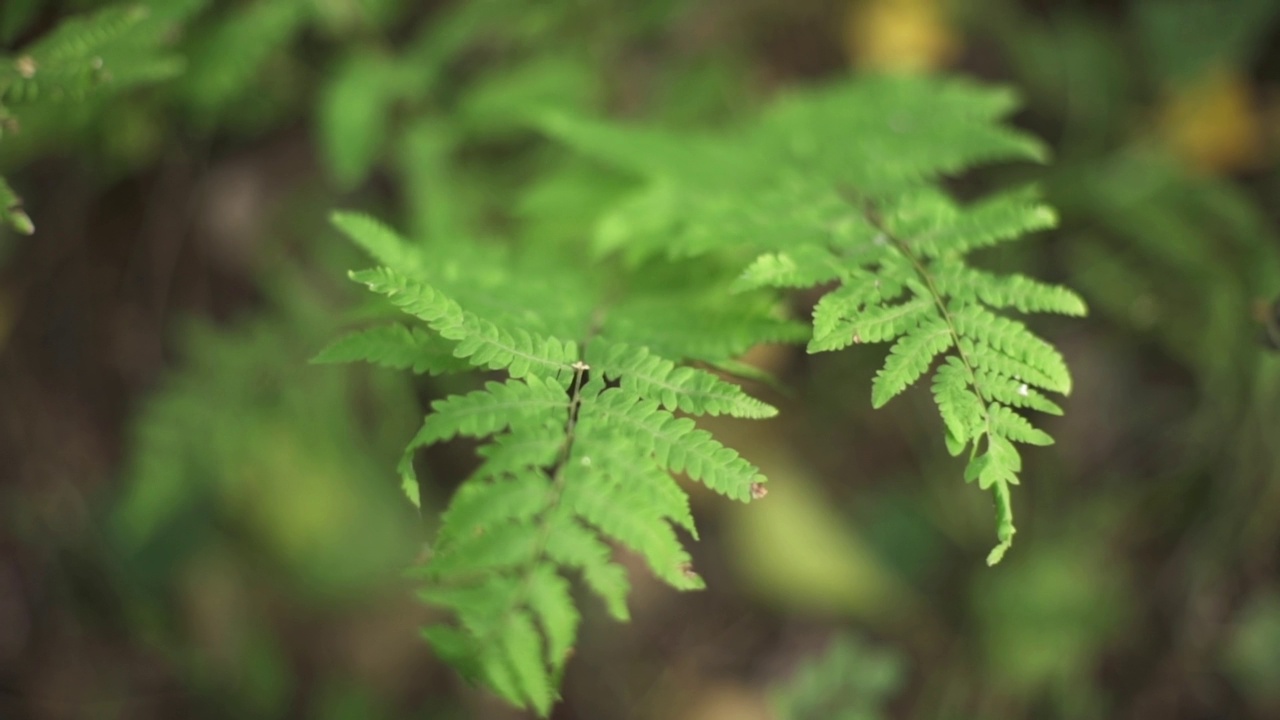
xmin=327 ymin=73 xmax=1083 ymax=715
xmin=551 ymin=74 xmax=1082 ymax=563
xmin=408 ymin=360 xmax=762 ymax=713
xmin=394 ymin=337 xmax=769 ymax=715
xmin=0 ymin=4 xmax=182 ymax=105
xmin=327 ymin=204 xmax=777 ymax=714
xmin=26 ymin=6 xmax=148 ymax=65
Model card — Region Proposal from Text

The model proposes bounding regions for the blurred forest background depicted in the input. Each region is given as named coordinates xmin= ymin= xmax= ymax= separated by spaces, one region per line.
xmin=2 ymin=0 xmax=1280 ymax=718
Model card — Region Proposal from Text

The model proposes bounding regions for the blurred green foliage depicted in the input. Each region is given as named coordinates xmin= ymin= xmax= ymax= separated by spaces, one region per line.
xmin=772 ymin=634 xmax=905 ymax=720
xmin=112 ymin=274 xmax=421 ymax=598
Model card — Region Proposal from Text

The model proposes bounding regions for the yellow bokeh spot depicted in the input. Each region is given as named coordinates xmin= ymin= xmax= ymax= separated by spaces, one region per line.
xmin=1157 ymin=65 xmax=1265 ymax=175
xmin=845 ymin=0 xmax=960 ymax=73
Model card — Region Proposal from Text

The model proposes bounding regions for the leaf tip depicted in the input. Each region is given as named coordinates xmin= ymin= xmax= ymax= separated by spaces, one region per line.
xmin=985 ymin=540 xmax=1011 ymax=566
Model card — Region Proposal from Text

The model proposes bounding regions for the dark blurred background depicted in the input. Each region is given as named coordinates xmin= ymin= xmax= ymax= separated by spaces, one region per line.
xmin=2 ymin=0 xmax=1280 ymax=718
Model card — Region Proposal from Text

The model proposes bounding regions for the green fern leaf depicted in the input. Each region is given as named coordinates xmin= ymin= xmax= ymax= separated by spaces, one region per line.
xmin=319 ymin=53 xmax=407 ymax=189
xmin=350 ymin=267 xmax=578 ymax=380
xmin=475 ymin=429 xmax=565 ymax=478
xmin=348 ymin=266 xmax=463 ymax=325
xmin=585 ymin=387 xmax=764 ymax=502
xmin=588 ymin=339 xmax=777 ymax=418
xmin=811 ymin=296 xmax=932 ymax=351
xmin=905 ymin=188 xmax=1058 ymax=257
xmin=1 ymin=3 xmax=189 ymax=106
xmin=310 ymin=323 xmax=468 ymax=374
xmin=987 ymin=480 xmax=1016 ymax=566
xmin=0 ymin=175 xmax=33 ymax=235
xmin=604 ymin=295 xmax=808 ymax=361
xmin=562 ymin=455 xmax=701 ymax=590
xmin=181 ymin=0 xmax=305 ymax=117
xmin=0 ymin=5 xmax=142 ymax=104
xmin=500 ymin=611 xmax=554 ymax=714
xmin=976 ymin=370 xmax=1064 ymax=416
xmin=543 ymin=516 xmax=631 ymax=621
xmin=931 ymin=358 xmax=985 ymax=455
xmin=526 ymin=567 xmax=578 ymax=667
xmin=26 ymin=5 xmax=148 ymax=65
xmin=952 ymin=305 xmax=1071 ymax=394
xmin=433 ymin=474 xmax=553 ymax=547
xmin=961 ymin=339 xmax=1065 ymax=396
xmin=328 ymin=72 xmax=1087 ymax=714
xmin=935 ymin=262 xmax=1087 ymax=316
xmin=397 ymin=359 xmax=766 ymax=714
xmin=411 ymin=377 xmax=569 ymax=446
xmin=329 ymin=221 xmax=774 ymax=714
xmin=331 ymin=211 xmax=425 ymax=272
xmin=551 ymin=74 xmax=1082 ymax=563
xmin=733 ymin=247 xmax=847 ymax=291
xmin=987 ymin=403 xmax=1054 ymax=446
xmin=871 ymin=315 xmax=954 ymax=408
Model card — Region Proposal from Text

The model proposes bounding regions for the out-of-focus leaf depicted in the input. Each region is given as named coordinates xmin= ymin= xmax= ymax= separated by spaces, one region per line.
xmin=724 ymin=449 xmax=916 ymax=621
xmin=773 ymin=634 xmax=905 ymax=720
xmin=319 ymin=51 xmax=403 ymax=189
xmin=459 ymin=55 xmax=596 ymax=135
xmin=971 ymin=535 xmax=1130 ymax=697
xmin=1223 ymin=588 xmax=1280 ymax=710
xmin=1135 ymin=0 xmax=1280 ymax=86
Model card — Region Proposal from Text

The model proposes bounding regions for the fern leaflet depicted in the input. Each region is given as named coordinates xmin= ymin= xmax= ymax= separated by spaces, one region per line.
xmin=312 ymin=323 xmax=468 ymax=375
xmin=547 ymin=74 xmax=1085 ymax=564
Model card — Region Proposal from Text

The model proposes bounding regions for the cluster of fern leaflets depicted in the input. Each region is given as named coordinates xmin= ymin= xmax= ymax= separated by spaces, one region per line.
xmin=0 ymin=1 xmax=185 ymax=234
xmin=545 ymin=74 xmax=1085 ymax=564
xmin=318 ymin=212 xmax=782 ymax=714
